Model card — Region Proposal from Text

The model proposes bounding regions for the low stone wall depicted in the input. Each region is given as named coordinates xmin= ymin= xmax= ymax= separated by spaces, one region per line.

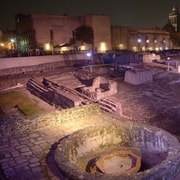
xmin=124 ymin=70 xmax=153 ymax=85
xmin=26 ymin=78 xmax=82 ymax=108
xmin=0 ymin=104 xmax=102 ymax=138
xmin=54 ymin=118 xmax=180 ymax=179
xmin=143 ymin=53 xmax=160 ymax=63
xmin=26 ymin=78 xmax=53 ymax=104
xmin=0 ymin=54 xmax=86 ymax=76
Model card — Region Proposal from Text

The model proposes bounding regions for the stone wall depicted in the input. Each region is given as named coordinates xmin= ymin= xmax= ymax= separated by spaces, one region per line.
xmin=0 ymin=104 xmax=102 ymax=138
xmin=0 ymin=54 xmax=86 ymax=76
xmin=80 ymin=76 xmax=117 ymax=101
xmin=26 ymin=78 xmax=53 ymax=104
xmin=27 ymin=78 xmax=82 ymax=108
xmin=54 ymin=89 xmax=82 ymax=108
xmin=143 ymin=53 xmax=160 ymax=63
xmin=124 ymin=70 xmax=153 ymax=85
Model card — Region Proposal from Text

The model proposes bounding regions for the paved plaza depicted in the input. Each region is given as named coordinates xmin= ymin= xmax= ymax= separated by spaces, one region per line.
xmin=0 ymin=117 xmax=107 ymax=179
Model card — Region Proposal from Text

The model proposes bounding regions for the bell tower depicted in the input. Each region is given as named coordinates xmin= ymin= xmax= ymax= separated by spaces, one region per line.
xmin=169 ymin=6 xmax=180 ymax=32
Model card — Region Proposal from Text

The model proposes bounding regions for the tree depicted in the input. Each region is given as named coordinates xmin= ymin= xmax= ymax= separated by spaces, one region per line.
xmin=73 ymin=25 xmax=94 ymax=44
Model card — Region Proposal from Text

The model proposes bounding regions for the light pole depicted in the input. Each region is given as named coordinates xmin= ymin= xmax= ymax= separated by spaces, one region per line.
xmin=146 ymin=38 xmax=149 ymax=51
xmin=10 ymin=38 xmax=16 ymax=50
xmin=137 ymin=38 xmax=142 ymax=52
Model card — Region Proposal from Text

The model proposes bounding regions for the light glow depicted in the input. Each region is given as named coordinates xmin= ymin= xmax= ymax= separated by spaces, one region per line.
xmin=45 ymin=43 xmax=51 ymax=51
xmin=132 ymin=46 xmax=137 ymax=52
xmin=146 ymin=39 xmax=149 ymax=43
xmin=142 ymin=46 xmax=145 ymax=51
xmin=10 ymin=38 xmax=15 ymax=43
xmin=137 ymin=38 xmax=142 ymax=43
xmin=119 ymin=44 xmax=124 ymax=49
xmin=86 ymin=52 xmax=91 ymax=57
xmin=100 ymin=42 xmax=107 ymax=52
xmin=80 ymin=45 xmax=86 ymax=51
xmin=155 ymin=47 xmax=159 ymax=51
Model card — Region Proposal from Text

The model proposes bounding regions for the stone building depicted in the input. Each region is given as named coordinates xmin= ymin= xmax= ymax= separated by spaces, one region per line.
xmin=3 ymin=9 xmax=176 ymax=55
xmin=85 ymin=14 xmax=112 ymax=52
xmin=15 ymin=13 xmax=83 ymax=54
xmin=0 ymin=29 xmax=16 ymax=57
xmin=15 ymin=13 xmax=112 ymax=54
xmin=111 ymin=26 xmax=173 ymax=52
xmin=168 ymin=6 xmax=180 ymax=32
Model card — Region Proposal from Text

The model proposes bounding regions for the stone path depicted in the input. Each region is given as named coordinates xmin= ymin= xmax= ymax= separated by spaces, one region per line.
xmin=0 ymin=114 xmax=179 ymax=179
xmin=0 ymin=118 xmax=107 ymax=179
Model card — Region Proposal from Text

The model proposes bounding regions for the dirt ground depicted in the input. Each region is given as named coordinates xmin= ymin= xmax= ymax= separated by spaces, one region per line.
xmin=0 ymin=64 xmax=180 ymax=140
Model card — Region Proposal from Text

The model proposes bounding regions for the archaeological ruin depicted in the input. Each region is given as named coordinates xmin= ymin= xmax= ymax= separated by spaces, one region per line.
xmin=54 ymin=106 xmax=180 ymax=179
xmin=26 ymin=73 xmax=120 ymax=114
xmin=0 ymin=51 xmax=180 ymax=179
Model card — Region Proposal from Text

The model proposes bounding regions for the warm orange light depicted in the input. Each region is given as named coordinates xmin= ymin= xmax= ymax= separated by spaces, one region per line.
xmin=155 ymin=47 xmax=159 ymax=51
xmin=132 ymin=46 xmax=137 ymax=52
xmin=80 ymin=45 xmax=86 ymax=51
xmin=44 ymin=43 xmax=51 ymax=51
xmin=61 ymin=47 xmax=68 ymax=51
xmin=142 ymin=47 xmax=145 ymax=51
xmin=99 ymin=42 xmax=107 ymax=52
xmin=148 ymin=47 xmax=153 ymax=51
xmin=119 ymin=44 xmax=124 ymax=49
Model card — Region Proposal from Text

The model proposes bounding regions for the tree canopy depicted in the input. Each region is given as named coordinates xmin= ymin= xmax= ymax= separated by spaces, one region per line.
xmin=73 ymin=25 xmax=94 ymax=44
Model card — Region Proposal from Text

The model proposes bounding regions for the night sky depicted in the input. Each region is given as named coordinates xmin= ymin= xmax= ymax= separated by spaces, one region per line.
xmin=0 ymin=0 xmax=180 ymax=29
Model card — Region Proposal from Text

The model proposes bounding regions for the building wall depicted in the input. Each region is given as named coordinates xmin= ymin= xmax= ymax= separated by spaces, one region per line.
xmin=16 ymin=13 xmax=112 ymax=54
xmin=32 ymin=14 xmax=83 ymax=48
xmin=15 ymin=12 xmax=175 ymax=54
xmin=85 ymin=14 xmax=112 ymax=52
xmin=111 ymin=26 xmax=173 ymax=51
xmin=111 ymin=26 xmax=129 ymax=50
xmin=0 ymin=30 xmax=2 ymax=40
xmin=0 ymin=54 xmax=86 ymax=71
xmin=16 ymin=13 xmax=83 ymax=53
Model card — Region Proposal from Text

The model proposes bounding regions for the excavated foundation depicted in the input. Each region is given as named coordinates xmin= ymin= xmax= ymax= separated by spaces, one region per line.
xmin=54 ymin=120 xmax=180 ymax=180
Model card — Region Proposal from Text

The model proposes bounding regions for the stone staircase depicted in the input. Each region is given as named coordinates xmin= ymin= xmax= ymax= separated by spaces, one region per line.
xmin=98 ymin=97 xmax=119 ymax=114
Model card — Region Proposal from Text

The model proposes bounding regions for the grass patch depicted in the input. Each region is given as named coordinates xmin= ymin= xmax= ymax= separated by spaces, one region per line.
xmin=0 ymin=91 xmax=45 ymax=116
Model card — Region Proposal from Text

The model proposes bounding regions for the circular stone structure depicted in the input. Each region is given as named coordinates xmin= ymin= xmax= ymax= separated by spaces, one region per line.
xmin=54 ymin=123 xmax=180 ymax=180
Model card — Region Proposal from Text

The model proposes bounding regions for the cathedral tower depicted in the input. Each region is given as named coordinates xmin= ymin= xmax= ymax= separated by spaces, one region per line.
xmin=169 ymin=6 xmax=180 ymax=32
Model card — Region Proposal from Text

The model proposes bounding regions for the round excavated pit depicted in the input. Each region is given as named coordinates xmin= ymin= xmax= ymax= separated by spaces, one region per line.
xmin=95 ymin=149 xmax=141 ymax=175
xmin=54 ymin=123 xmax=180 ymax=180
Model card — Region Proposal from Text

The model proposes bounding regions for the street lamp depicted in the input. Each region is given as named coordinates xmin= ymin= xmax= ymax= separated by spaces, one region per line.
xmin=154 ymin=39 xmax=157 ymax=51
xmin=10 ymin=38 xmax=15 ymax=50
xmin=146 ymin=38 xmax=149 ymax=51
xmin=163 ymin=39 xmax=166 ymax=50
xmin=10 ymin=38 xmax=15 ymax=43
xmin=137 ymin=38 xmax=142 ymax=51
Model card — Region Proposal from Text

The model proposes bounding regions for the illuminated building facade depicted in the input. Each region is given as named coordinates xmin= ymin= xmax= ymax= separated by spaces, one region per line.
xmin=2 ymin=9 xmax=176 ymax=55
xmin=85 ymin=14 xmax=112 ymax=52
xmin=111 ymin=26 xmax=173 ymax=52
xmin=0 ymin=29 xmax=16 ymax=57
xmin=15 ymin=13 xmax=83 ymax=54
xmin=15 ymin=13 xmax=111 ymax=54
